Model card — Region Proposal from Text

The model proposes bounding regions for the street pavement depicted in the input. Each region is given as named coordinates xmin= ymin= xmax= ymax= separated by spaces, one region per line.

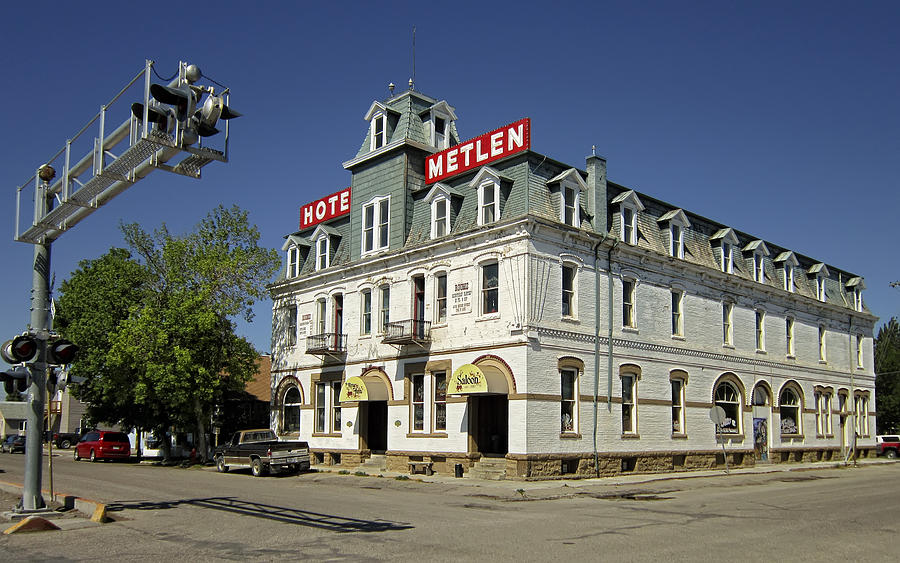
xmin=0 ymin=450 xmax=898 ymax=561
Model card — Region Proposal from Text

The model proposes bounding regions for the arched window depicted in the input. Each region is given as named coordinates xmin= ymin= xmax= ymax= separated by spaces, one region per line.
xmin=282 ymin=386 xmax=302 ymax=433
xmin=714 ymin=381 xmax=741 ymax=434
xmin=779 ymin=387 xmax=801 ymax=435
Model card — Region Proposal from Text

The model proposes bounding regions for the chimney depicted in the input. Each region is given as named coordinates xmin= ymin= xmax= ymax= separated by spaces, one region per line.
xmin=586 ymin=153 xmax=608 ymax=234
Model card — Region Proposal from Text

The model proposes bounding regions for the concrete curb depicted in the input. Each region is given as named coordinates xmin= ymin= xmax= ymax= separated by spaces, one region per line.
xmin=0 ymin=479 xmax=108 ymax=522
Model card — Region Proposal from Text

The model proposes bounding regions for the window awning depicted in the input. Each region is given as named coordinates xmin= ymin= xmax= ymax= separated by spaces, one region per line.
xmin=447 ymin=363 xmax=509 ymax=395
xmin=338 ymin=375 xmax=390 ymax=402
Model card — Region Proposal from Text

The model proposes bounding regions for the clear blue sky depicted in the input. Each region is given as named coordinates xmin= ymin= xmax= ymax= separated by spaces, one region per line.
xmin=1 ymin=1 xmax=898 ymax=374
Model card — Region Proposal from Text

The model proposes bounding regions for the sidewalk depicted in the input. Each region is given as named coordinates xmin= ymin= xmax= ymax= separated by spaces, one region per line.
xmin=306 ymin=457 xmax=898 ymax=500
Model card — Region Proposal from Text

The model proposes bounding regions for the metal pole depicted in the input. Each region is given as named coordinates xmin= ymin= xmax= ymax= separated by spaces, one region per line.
xmin=21 ymin=166 xmax=54 ymax=511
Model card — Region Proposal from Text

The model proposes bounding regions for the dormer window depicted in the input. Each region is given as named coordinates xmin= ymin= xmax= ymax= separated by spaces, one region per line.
xmin=612 ymin=190 xmax=644 ymax=245
xmin=479 ymin=181 xmax=498 ymax=225
xmin=808 ymin=263 xmax=829 ymax=302
xmin=658 ymin=209 xmax=691 ymax=259
xmin=722 ymin=242 xmax=734 ymax=273
xmin=711 ymin=228 xmax=739 ymax=274
xmin=281 ymin=235 xmax=308 ymax=279
xmin=470 ymin=167 xmax=506 ymax=227
xmin=315 ymin=235 xmax=329 ymax=271
xmin=425 ymin=182 xmax=460 ymax=240
xmin=775 ymin=251 xmax=798 ymax=293
xmin=371 ymin=112 xmax=386 ymax=150
xmin=743 ymin=240 xmax=769 ymax=284
xmin=309 ymin=225 xmax=339 ymax=272
xmin=426 ymin=101 xmax=457 ymax=150
xmin=548 ymin=169 xmax=587 ymax=228
xmin=846 ymin=277 xmax=865 ymax=312
xmin=287 ymin=246 xmax=299 ymax=278
xmin=432 ymin=197 xmax=449 ymax=238
xmin=434 ymin=117 xmax=447 ymax=149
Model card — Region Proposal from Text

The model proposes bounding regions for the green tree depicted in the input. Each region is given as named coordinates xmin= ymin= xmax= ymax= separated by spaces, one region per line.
xmin=875 ymin=318 xmax=900 ymax=434
xmin=55 ymin=248 xmax=155 ymax=430
xmin=56 ymin=206 xmax=279 ymax=461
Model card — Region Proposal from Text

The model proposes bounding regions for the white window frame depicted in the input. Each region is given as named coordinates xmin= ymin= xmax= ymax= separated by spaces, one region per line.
xmin=561 ymin=183 xmax=580 ymax=228
xmin=753 ymin=252 xmax=765 ymax=283
xmin=481 ymin=261 xmax=500 ymax=316
xmin=856 ymin=334 xmax=864 ymax=368
xmin=431 ymin=196 xmax=450 ymax=239
xmin=784 ymin=263 xmax=795 ymax=292
xmin=379 ymin=285 xmax=390 ymax=333
xmin=816 ymin=275 xmax=827 ymax=302
xmin=433 ymin=371 xmax=447 ymax=432
xmin=331 ymin=381 xmax=342 ymax=434
xmin=362 ymin=196 xmax=390 ymax=255
xmin=314 ymin=382 xmax=327 ymax=433
xmin=722 ymin=242 xmax=734 ymax=274
xmin=671 ymin=376 xmax=686 ymax=435
xmin=316 ymin=298 xmax=327 ymax=335
xmin=360 ymin=289 xmax=372 ymax=335
xmin=671 ymin=289 xmax=684 ymax=337
xmin=370 ymin=112 xmax=386 ymax=150
xmin=282 ymin=386 xmax=302 ymax=434
xmin=779 ymin=387 xmax=802 ymax=436
xmin=411 ymin=373 xmax=425 ymax=432
xmin=287 ymin=247 xmax=299 ymax=278
xmin=722 ymin=302 xmax=734 ymax=346
xmin=434 ymin=272 xmax=448 ymax=324
xmin=478 ymin=180 xmax=500 ymax=226
xmin=714 ymin=380 xmax=741 ymax=434
xmin=853 ymin=287 xmax=863 ymax=312
xmin=818 ymin=325 xmax=827 ymax=362
xmin=621 ymin=206 xmax=637 ymax=245
xmin=855 ymin=394 xmax=869 ymax=437
xmin=561 ymin=368 xmax=578 ymax=433
xmin=621 ymin=372 xmax=637 ymax=435
xmin=824 ymin=392 xmax=833 ymax=435
xmin=622 ymin=279 xmax=636 ymax=329
xmin=562 ymin=264 xmax=577 ymax=319
xmin=786 ymin=317 xmax=795 ymax=357
xmin=755 ymin=309 xmax=766 ymax=351
xmin=286 ymin=305 xmax=298 ymax=347
xmin=315 ymin=235 xmax=329 ymax=271
xmin=670 ymin=223 xmax=684 ymax=258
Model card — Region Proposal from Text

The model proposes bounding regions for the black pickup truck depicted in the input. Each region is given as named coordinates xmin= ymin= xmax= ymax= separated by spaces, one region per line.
xmin=214 ymin=429 xmax=310 ymax=476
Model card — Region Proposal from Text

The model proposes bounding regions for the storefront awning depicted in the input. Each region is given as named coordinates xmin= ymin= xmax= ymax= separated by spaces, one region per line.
xmin=447 ymin=363 xmax=509 ymax=395
xmin=338 ymin=375 xmax=390 ymax=402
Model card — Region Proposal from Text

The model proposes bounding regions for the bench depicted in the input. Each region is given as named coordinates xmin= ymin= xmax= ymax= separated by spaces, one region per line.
xmin=408 ymin=461 xmax=434 ymax=476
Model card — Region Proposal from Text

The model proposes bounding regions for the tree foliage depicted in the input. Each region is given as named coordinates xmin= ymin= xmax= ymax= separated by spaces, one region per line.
xmin=56 ymin=206 xmax=279 ymax=459
xmin=875 ymin=318 xmax=900 ymax=434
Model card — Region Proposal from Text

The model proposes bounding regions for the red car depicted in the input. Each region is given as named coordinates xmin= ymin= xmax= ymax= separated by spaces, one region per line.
xmin=74 ymin=430 xmax=131 ymax=462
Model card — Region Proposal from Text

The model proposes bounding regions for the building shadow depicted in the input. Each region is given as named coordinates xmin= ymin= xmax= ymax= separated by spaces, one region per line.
xmin=105 ymin=496 xmax=413 ymax=533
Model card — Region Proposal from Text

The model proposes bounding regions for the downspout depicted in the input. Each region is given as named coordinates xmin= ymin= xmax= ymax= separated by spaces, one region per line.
xmin=849 ymin=314 xmax=856 ymax=462
xmin=607 ymin=239 xmax=619 ymax=415
xmin=592 ymin=235 xmax=607 ymax=477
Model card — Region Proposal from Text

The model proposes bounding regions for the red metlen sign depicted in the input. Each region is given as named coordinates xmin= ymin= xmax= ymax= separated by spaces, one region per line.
xmin=426 ymin=118 xmax=531 ymax=184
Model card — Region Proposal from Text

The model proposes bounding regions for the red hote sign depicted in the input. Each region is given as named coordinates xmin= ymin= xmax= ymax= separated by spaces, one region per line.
xmin=300 ymin=187 xmax=351 ymax=230
xmin=426 ymin=118 xmax=531 ymax=184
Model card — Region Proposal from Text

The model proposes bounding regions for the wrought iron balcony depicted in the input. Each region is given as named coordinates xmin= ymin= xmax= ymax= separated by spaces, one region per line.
xmin=306 ymin=333 xmax=347 ymax=355
xmin=382 ymin=320 xmax=432 ymax=345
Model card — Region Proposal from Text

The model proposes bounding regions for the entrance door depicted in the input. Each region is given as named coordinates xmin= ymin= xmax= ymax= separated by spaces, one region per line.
xmin=360 ymin=401 xmax=388 ymax=452
xmin=469 ymin=395 xmax=508 ymax=455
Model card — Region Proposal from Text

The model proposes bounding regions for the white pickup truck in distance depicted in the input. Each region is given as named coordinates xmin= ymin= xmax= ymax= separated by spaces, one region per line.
xmin=214 ymin=429 xmax=310 ymax=476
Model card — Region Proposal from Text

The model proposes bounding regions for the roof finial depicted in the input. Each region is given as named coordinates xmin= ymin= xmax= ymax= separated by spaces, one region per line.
xmin=592 ymin=144 xmax=596 ymax=156
xmin=389 ymin=82 xmax=395 ymax=95
xmin=409 ymin=77 xmax=414 ymax=90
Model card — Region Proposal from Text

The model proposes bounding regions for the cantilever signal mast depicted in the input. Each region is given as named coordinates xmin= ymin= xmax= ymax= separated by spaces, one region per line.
xmin=11 ymin=59 xmax=238 ymax=513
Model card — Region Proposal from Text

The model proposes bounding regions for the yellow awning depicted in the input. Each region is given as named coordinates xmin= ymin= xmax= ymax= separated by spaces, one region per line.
xmin=447 ymin=363 xmax=509 ymax=395
xmin=338 ymin=375 xmax=390 ymax=402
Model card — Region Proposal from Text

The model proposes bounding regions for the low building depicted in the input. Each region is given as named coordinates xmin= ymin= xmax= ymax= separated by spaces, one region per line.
xmin=268 ymin=88 xmax=876 ymax=479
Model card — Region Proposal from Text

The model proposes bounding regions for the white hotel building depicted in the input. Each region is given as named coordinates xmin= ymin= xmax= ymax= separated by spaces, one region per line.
xmin=268 ymin=88 xmax=876 ymax=479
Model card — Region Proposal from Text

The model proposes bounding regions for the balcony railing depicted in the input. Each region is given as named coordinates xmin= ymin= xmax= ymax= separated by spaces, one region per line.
xmin=306 ymin=333 xmax=347 ymax=355
xmin=383 ymin=319 xmax=432 ymax=345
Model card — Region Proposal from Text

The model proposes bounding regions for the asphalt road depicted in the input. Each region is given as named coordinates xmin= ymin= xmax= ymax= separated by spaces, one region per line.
xmin=1 ymin=451 xmax=898 ymax=561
